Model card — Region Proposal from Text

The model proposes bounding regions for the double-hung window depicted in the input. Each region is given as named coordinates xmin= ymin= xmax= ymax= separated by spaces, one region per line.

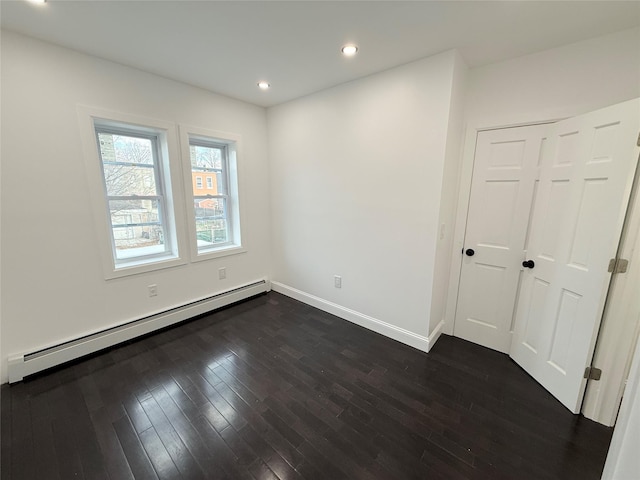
xmin=86 ymin=115 xmax=184 ymax=275
xmin=180 ymin=126 xmax=243 ymax=260
xmin=96 ymin=125 xmax=171 ymax=262
xmin=189 ymin=139 xmax=232 ymax=249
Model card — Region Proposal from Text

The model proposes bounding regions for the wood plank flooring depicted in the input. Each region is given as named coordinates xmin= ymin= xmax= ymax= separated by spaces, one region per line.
xmin=1 ymin=292 xmax=613 ymax=479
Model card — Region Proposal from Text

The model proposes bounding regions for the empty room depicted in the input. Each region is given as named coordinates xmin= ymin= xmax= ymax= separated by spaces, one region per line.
xmin=1 ymin=1 xmax=640 ymax=479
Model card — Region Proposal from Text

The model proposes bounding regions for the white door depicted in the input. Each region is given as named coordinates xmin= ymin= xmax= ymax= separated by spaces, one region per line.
xmin=454 ymin=125 xmax=548 ymax=352
xmin=510 ymin=98 xmax=640 ymax=413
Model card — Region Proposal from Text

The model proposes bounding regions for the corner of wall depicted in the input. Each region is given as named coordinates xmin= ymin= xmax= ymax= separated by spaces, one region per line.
xmin=272 ymin=281 xmax=434 ymax=354
xmin=428 ymin=50 xmax=469 ymax=337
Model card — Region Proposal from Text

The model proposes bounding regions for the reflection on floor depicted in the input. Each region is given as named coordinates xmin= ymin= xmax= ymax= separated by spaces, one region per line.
xmin=1 ymin=291 xmax=613 ymax=479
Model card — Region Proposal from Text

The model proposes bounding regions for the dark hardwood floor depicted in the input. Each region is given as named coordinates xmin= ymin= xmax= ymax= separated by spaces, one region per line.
xmin=1 ymin=292 xmax=613 ymax=479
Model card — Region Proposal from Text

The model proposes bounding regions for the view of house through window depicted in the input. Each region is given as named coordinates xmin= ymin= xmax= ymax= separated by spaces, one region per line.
xmin=96 ymin=127 xmax=171 ymax=262
xmin=89 ymin=116 xmax=240 ymax=273
xmin=189 ymin=139 xmax=231 ymax=250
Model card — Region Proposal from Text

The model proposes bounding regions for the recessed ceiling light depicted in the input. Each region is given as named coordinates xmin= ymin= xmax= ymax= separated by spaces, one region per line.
xmin=341 ymin=45 xmax=358 ymax=57
xmin=26 ymin=0 xmax=47 ymax=5
xmin=257 ymin=81 xmax=270 ymax=90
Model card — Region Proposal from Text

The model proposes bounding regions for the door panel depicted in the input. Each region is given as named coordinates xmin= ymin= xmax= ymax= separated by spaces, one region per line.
xmin=510 ymin=99 xmax=640 ymax=413
xmin=521 ymin=277 xmax=550 ymax=354
xmin=454 ymin=125 xmax=548 ymax=353
xmin=480 ymin=180 xmax=520 ymax=247
xmin=538 ymin=180 xmax=570 ymax=260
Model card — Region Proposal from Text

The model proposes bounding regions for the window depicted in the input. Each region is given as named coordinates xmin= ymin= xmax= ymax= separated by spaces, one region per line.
xmin=79 ymin=107 xmax=187 ymax=278
xmin=190 ymin=141 xmax=230 ymax=248
xmin=95 ymin=124 xmax=176 ymax=265
xmin=181 ymin=126 xmax=243 ymax=260
xmin=80 ymin=108 xmax=242 ymax=276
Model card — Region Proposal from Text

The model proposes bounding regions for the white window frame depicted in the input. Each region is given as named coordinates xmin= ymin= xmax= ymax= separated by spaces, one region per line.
xmin=195 ymin=176 xmax=203 ymax=189
xmin=206 ymin=176 xmax=213 ymax=189
xmin=179 ymin=125 xmax=245 ymax=261
xmin=79 ymin=107 xmax=188 ymax=278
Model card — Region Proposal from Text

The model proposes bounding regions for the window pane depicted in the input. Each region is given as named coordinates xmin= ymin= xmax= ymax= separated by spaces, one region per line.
xmin=94 ymin=121 xmax=179 ymax=270
xmin=187 ymin=136 xmax=237 ymax=255
xmin=193 ymin=197 xmax=228 ymax=247
xmin=114 ymin=239 xmax=166 ymax=260
xmin=109 ymin=199 xmax=166 ymax=258
xmin=190 ymin=144 xmax=222 ymax=169
xmin=215 ymin=171 xmax=226 ymax=195
xmin=192 ymin=172 xmax=224 ymax=195
xmin=103 ymin=164 xmax=156 ymax=196
xmin=109 ymin=198 xmax=160 ymax=225
xmin=98 ymin=133 xmax=154 ymax=165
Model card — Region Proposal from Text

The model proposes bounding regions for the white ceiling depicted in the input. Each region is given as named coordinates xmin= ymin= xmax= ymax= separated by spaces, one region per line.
xmin=1 ymin=1 xmax=639 ymax=107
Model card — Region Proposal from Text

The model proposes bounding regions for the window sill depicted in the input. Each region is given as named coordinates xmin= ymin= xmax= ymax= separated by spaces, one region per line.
xmin=105 ymin=255 xmax=187 ymax=280
xmin=191 ymin=244 xmax=246 ymax=263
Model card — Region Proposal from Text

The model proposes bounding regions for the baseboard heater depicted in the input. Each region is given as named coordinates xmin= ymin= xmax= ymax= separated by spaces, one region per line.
xmin=7 ymin=279 xmax=269 ymax=384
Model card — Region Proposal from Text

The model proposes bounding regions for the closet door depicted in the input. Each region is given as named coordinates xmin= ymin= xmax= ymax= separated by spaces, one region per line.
xmin=510 ymin=98 xmax=640 ymax=413
xmin=454 ymin=125 xmax=547 ymax=353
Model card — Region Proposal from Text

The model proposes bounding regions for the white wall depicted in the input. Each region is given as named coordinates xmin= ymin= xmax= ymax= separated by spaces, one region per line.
xmin=268 ymin=51 xmax=460 ymax=349
xmin=466 ymin=27 xmax=640 ymax=127
xmin=0 ymin=29 xmax=3 ymax=387
xmin=0 ymin=31 xmax=271 ymax=383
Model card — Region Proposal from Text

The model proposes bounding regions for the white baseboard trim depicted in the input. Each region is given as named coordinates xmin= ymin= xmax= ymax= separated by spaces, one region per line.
xmin=427 ymin=319 xmax=446 ymax=352
xmin=271 ymin=281 xmax=440 ymax=353
xmin=7 ymin=279 xmax=269 ymax=383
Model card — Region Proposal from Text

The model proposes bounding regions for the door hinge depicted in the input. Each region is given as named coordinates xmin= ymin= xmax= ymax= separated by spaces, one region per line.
xmin=637 ymin=131 xmax=640 ymax=147
xmin=584 ymin=367 xmax=602 ymax=381
xmin=608 ymin=258 xmax=629 ymax=274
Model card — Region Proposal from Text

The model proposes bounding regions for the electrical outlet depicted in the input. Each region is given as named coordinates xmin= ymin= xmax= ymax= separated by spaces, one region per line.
xmin=219 ymin=267 xmax=227 ymax=280
xmin=148 ymin=284 xmax=158 ymax=297
xmin=334 ymin=275 xmax=342 ymax=288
